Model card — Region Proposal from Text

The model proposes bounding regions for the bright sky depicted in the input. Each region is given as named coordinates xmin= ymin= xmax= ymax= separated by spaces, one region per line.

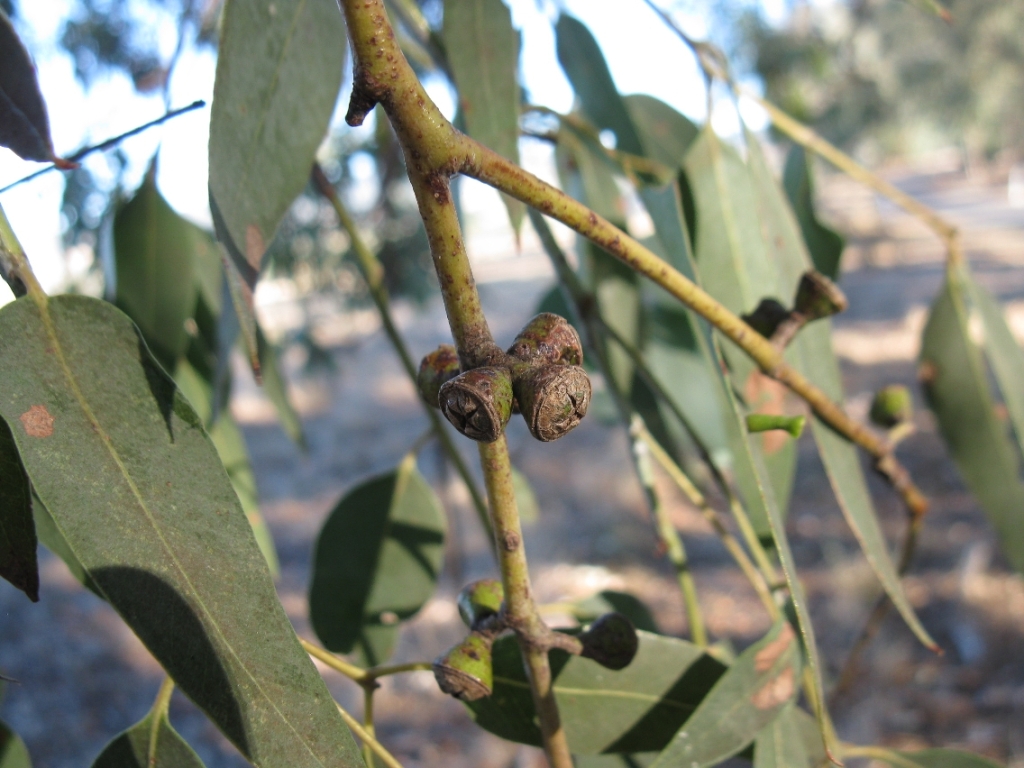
xmin=0 ymin=0 xmax=778 ymax=302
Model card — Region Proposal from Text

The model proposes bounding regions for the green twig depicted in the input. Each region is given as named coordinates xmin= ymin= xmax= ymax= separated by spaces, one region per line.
xmin=336 ymin=703 xmax=406 ymax=768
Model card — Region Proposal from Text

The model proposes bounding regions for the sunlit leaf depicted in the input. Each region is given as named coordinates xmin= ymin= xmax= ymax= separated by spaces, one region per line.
xmin=91 ymin=704 xmax=205 ymax=768
xmin=921 ymin=269 xmax=1024 ymax=572
xmin=467 ymin=631 xmax=726 ymax=754
xmin=753 ymin=704 xmax=822 ymax=768
xmin=0 ymin=295 xmax=361 ymax=766
xmin=624 ymin=94 xmax=699 ymax=171
xmin=782 ymin=146 xmax=845 ymax=281
xmin=0 ymin=718 xmax=30 ymax=768
xmin=0 ymin=416 xmax=37 ymax=601
xmin=442 ymin=0 xmax=524 ymax=233
xmin=113 ymin=168 xmax=198 ymax=371
xmin=651 ymin=620 xmax=801 ymax=768
xmin=555 ymin=15 xmax=645 ymax=157
xmin=0 ymin=10 xmax=56 ymax=163
xmin=310 ymin=455 xmax=446 ymax=666
xmin=208 ymin=0 xmax=345 ymax=292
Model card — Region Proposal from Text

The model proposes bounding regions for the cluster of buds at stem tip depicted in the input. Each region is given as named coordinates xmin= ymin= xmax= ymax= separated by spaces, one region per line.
xmin=417 ymin=313 xmax=592 ymax=443
xmin=742 ymin=270 xmax=848 ymax=347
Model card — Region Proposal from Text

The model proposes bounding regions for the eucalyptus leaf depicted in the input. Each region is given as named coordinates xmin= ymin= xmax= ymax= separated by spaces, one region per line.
xmin=921 ymin=269 xmax=1024 ymax=572
xmin=208 ymin=0 xmax=346 ymax=286
xmin=753 ymin=704 xmax=818 ymax=768
xmin=651 ymin=619 xmax=801 ymax=768
xmin=442 ymin=0 xmax=524 ymax=233
xmin=466 ymin=631 xmax=726 ymax=754
xmin=782 ymin=146 xmax=844 ymax=281
xmin=555 ymin=15 xmax=645 ymax=157
xmin=91 ymin=705 xmax=205 ymax=768
xmin=872 ymin=748 xmax=1004 ymax=768
xmin=0 ymin=295 xmax=361 ymax=767
xmin=256 ymin=324 xmax=306 ymax=451
xmin=0 ymin=10 xmax=56 ymax=163
xmin=310 ymin=455 xmax=446 ymax=666
xmin=511 ymin=466 xmax=539 ymax=524
xmin=0 ymin=718 xmax=30 ymax=768
xmin=573 ymin=590 xmax=659 ymax=634
xmin=113 ymin=169 xmax=198 ymax=371
xmin=0 ymin=416 xmax=38 ymax=601
xmin=624 ymin=94 xmax=699 ymax=171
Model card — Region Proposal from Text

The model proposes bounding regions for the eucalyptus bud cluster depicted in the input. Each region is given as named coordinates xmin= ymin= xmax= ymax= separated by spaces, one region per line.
xmin=416 ymin=313 xmax=592 ymax=443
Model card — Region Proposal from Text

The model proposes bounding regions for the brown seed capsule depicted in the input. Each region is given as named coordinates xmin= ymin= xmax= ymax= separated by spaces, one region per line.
xmin=794 ymin=270 xmax=848 ymax=321
xmin=742 ymin=298 xmax=791 ymax=339
xmin=417 ymin=344 xmax=461 ymax=408
xmin=507 ymin=313 xmax=584 ymax=366
xmin=439 ymin=366 xmax=514 ymax=443
xmin=579 ymin=612 xmax=638 ymax=671
xmin=513 ymin=363 xmax=591 ymax=442
xmin=433 ymin=632 xmax=494 ymax=701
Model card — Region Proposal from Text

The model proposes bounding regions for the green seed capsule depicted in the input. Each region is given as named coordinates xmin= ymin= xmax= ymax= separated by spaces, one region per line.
xmin=457 ymin=579 xmax=504 ymax=629
xmin=870 ymin=384 xmax=913 ymax=427
xmin=433 ymin=633 xmax=494 ymax=701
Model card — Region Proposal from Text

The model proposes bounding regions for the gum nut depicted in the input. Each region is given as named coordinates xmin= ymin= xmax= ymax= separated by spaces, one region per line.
xmin=439 ymin=367 xmax=513 ymax=443
xmin=457 ymin=579 xmax=505 ymax=628
xmin=870 ymin=384 xmax=913 ymax=427
xmin=515 ymin=363 xmax=591 ymax=442
xmin=433 ymin=633 xmax=494 ymax=701
xmin=794 ymin=270 xmax=848 ymax=320
xmin=579 ymin=612 xmax=639 ymax=671
xmin=507 ymin=313 xmax=583 ymax=366
xmin=417 ymin=344 xmax=461 ymax=408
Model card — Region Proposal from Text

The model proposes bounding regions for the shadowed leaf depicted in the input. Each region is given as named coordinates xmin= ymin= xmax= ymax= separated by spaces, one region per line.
xmin=782 ymin=146 xmax=844 ymax=280
xmin=0 ymin=718 xmax=30 ymax=768
xmin=310 ymin=455 xmax=446 ymax=666
xmin=624 ymin=95 xmax=699 ymax=171
xmin=872 ymin=748 xmax=1004 ymax=768
xmin=921 ymin=268 xmax=1024 ymax=572
xmin=651 ymin=620 xmax=801 ymax=768
xmin=0 ymin=11 xmax=56 ymax=163
xmin=91 ymin=705 xmax=205 ymax=768
xmin=113 ymin=169 xmax=198 ymax=371
xmin=0 ymin=294 xmax=361 ymax=767
xmin=0 ymin=416 xmax=37 ymax=601
xmin=573 ymin=590 xmax=660 ymax=635
xmin=256 ymin=324 xmax=306 ymax=450
xmin=467 ymin=631 xmax=726 ymax=754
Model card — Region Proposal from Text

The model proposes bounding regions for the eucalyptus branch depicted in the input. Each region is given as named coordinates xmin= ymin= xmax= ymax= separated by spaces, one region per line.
xmin=336 ymin=703 xmax=406 ymax=768
xmin=301 ymin=638 xmax=433 ymax=689
xmin=462 ymin=143 xmax=929 ymax=520
xmin=337 ymin=4 xmax=572 ymax=765
xmin=0 ymin=202 xmax=45 ymax=302
xmin=0 ymin=100 xmax=206 ymax=195
xmin=310 ymin=165 xmax=494 ymax=551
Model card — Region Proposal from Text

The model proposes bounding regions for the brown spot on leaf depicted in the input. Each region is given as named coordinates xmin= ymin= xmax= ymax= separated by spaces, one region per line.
xmin=751 ymin=666 xmax=795 ymax=709
xmin=20 ymin=405 xmax=54 ymax=437
xmin=754 ymin=623 xmax=795 ymax=672
xmin=244 ymin=225 xmax=265 ymax=272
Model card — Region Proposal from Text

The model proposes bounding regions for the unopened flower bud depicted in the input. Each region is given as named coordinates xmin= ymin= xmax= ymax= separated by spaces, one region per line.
xmin=579 ymin=612 xmax=638 ymax=671
xmin=870 ymin=385 xmax=913 ymax=428
xmin=513 ymin=363 xmax=591 ymax=442
xmin=433 ymin=632 xmax=493 ymax=701
xmin=457 ymin=579 xmax=504 ymax=629
xmin=507 ymin=313 xmax=583 ymax=366
xmin=417 ymin=344 xmax=461 ymax=408
xmin=794 ymin=270 xmax=847 ymax=321
xmin=439 ymin=367 xmax=513 ymax=443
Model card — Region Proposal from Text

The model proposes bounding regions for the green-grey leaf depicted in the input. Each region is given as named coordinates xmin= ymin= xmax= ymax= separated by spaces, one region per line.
xmin=744 ymin=131 xmax=936 ymax=650
xmin=0 ymin=10 xmax=55 ymax=163
xmin=753 ymin=704 xmax=818 ymax=768
xmin=921 ymin=269 xmax=1024 ymax=572
xmin=964 ymin=276 xmax=1024 ymax=469
xmin=174 ymin=359 xmax=279 ymax=577
xmin=467 ymin=631 xmax=726 ymax=754
xmin=0 ymin=295 xmax=361 ymax=767
xmin=442 ymin=0 xmax=523 ymax=233
xmin=208 ymin=0 xmax=346 ymax=283
xmin=91 ymin=709 xmax=205 ymax=768
xmin=511 ymin=466 xmax=539 ymax=524
xmin=256 ymin=324 xmax=306 ymax=450
xmin=651 ymin=619 xmax=801 ymax=768
xmin=0 ymin=718 xmax=30 ymax=768
xmin=573 ymin=590 xmax=659 ymax=634
xmin=32 ymin=490 xmax=98 ymax=594
xmin=624 ymin=95 xmax=699 ymax=171
xmin=782 ymin=146 xmax=844 ymax=280
xmin=310 ymin=455 xmax=446 ymax=666
xmin=114 ymin=169 xmax=198 ymax=371
xmin=0 ymin=416 xmax=38 ymax=601
xmin=555 ymin=15 xmax=645 ymax=157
